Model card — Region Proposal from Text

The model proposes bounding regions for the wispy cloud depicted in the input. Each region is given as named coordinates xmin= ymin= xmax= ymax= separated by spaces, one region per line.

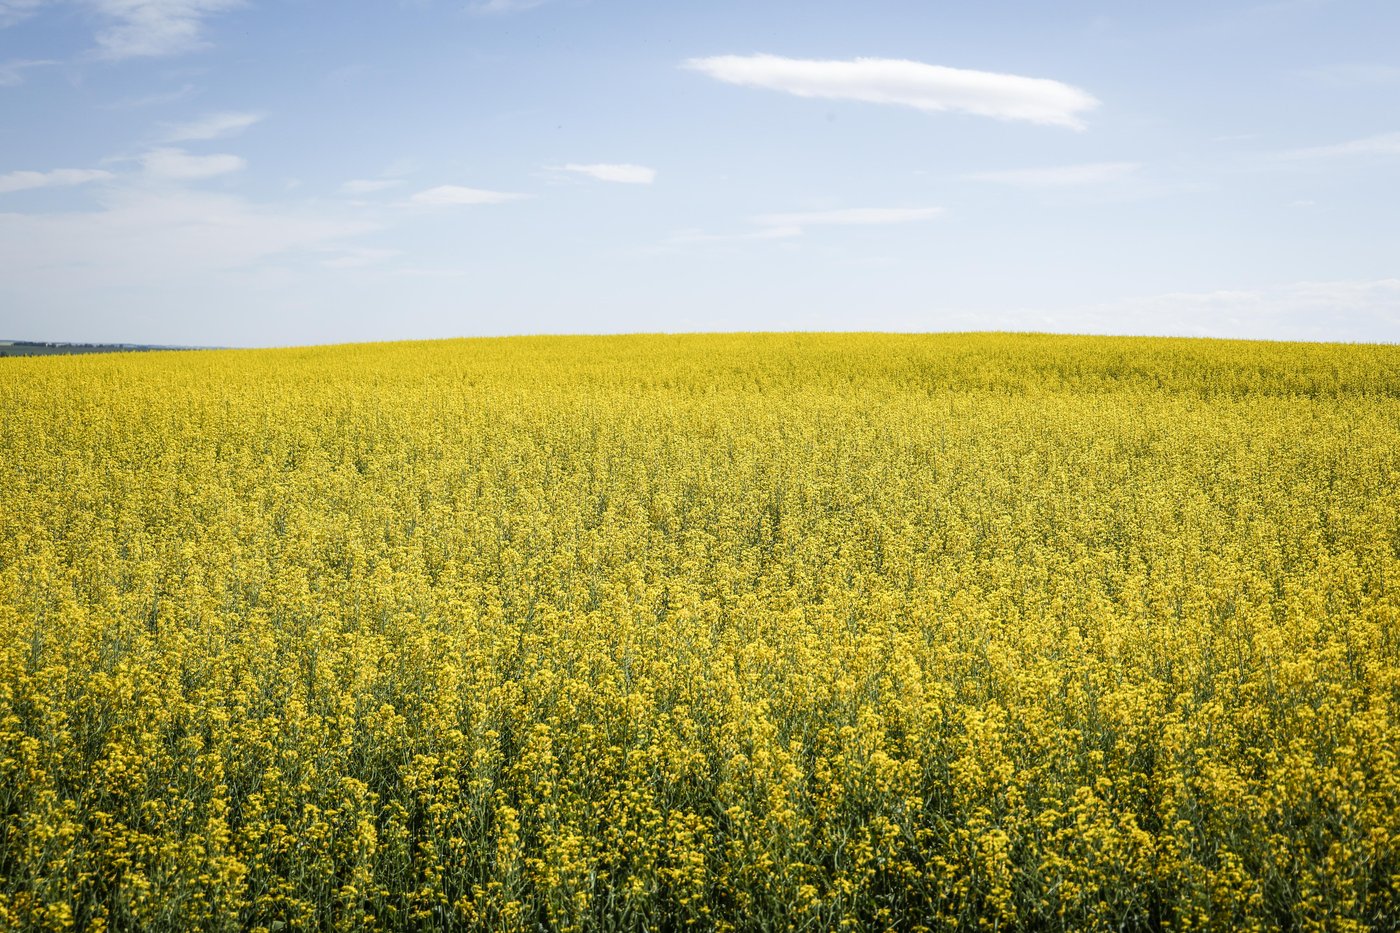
xmin=0 ymin=167 xmax=113 ymax=194
xmin=409 ymin=185 xmax=528 ymax=206
xmin=160 ymin=110 xmax=263 ymax=142
xmin=1277 ymin=132 xmax=1400 ymax=161
xmin=667 ymin=226 xmax=803 ymax=246
xmin=1074 ymin=278 xmax=1400 ymax=342
xmin=753 ymin=206 xmax=943 ymax=233
xmin=561 ymin=163 xmax=656 ymax=185
xmin=381 ymin=157 xmax=419 ymax=178
xmin=672 ymin=205 xmax=942 ymax=244
xmin=0 ymin=186 xmax=374 ymax=286
xmin=469 ymin=0 xmax=549 ymax=13
xmin=968 ymin=161 xmax=1141 ymax=187
xmin=0 ymin=57 xmax=57 ymax=87
xmin=320 ymin=247 xmax=401 ymax=269
xmin=140 ymin=147 xmax=245 ymax=180
xmin=103 ymin=83 xmax=199 ymax=109
xmin=0 ymin=0 xmax=48 ymax=28
xmin=684 ymin=54 xmax=1098 ymax=128
xmin=1299 ymin=63 xmax=1400 ymax=86
xmin=342 ymin=178 xmax=404 ymax=194
xmin=342 ymin=159 xmax=418 ymax=196
xmin=90 ymin=0 xmax=243 ymax=60
xmin=911 ymin=279 xmax=1400 ymax=343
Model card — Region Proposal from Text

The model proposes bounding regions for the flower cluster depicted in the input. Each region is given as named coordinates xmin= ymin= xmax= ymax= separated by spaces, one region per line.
xmin=1 ymin=333 xmax=1398 ymax=930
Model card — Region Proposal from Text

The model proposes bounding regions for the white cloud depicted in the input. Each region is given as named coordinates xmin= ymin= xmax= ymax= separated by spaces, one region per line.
xmin=684 ymin=54 xmax=1098 ymax=128
xmin=470 ymin=0 xmax=548 ymax=13
xmin=0 ymin=57 xmax=57 ymax=86
xmin=0 ymin=167 xmax=113 ymax=194
xmin=409 ymin=185 xmax=527 ymax=206
xmin=1300 ymin=63 xmax=1400 ymax=86
xmin=1068 ymin=279 xmax=1400 ymax=342
xmin=672 ymin=205 xmax=943 ymax=244
xmin=342 ymin=178 xmax=404 ymax=194
xmin=866 ymin=279 xmax=1400 ymax=343
xmin=320 ymin=247 xmax=400 ymax=269
xmin=969 ymin=161 xmax=1141 ymax=187
xmin=0 ymin=186 xmax=374 ymax=288
xmin=0 ymin=0 xmax=48 ymax=28
xmin=381 ymin=157 xmax=419 ymax=178
xmin=140 ymin=147 xmax=245 ymax=180
xmin=561 ymin=163 xmax=656 ymax=185
xmin=666 ymin=225 xmax=803 ymax=246
xmin=89 ymin=0 xmax=243 ymax=60
xmin=161 ymin=110 xmax=263 ymax=141
xmin=103 ymin=83 xmax=198 ymax=109
xmin=1278 ymin=132 xmax=1400 ymax=160
xmin=342 ymin=160 xmax=416 ymax=196
xmin=754 ymin=206 xmax=943 ymax=233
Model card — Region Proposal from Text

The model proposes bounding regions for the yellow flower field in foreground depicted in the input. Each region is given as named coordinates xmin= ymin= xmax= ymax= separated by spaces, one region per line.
xmin=2 ymin=333 xmax=1399 ymax=931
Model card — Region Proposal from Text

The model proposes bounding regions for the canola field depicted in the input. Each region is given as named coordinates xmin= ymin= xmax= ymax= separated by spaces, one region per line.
xmin=3 ymin=333 xmax=1400 ymax=932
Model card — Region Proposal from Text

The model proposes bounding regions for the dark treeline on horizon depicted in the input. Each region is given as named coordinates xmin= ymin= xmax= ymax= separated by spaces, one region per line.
xmin=0 ymin=341 xmax=199 ymax=358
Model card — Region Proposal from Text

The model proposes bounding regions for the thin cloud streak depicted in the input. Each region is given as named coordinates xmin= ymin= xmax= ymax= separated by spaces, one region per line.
xmin=685 ymin=54 xmax=1098 ymax=128
xmin=320 ymin=247 xmax=401 ymax=269
xmin=969 ymin=161 xmax=1141 ymax=187
xmin=561 ymin=163 xmax=656 ymax=185
xmin=1277 ymin=132 xmax=1400 ymax=160
xmin=753 ymin=207 xmax=943 ymax=229
xmin=0 ymin=168 xmax=113 ymax=194
xmin=666 ymin=226 xmax=802 ymax=246
xmin=671 ymin=206 xmax=943 ymax=244
xmin=1071 ymin=278 xmax=1400 ymax=342
xmin=1299 ymin=63 xmax=1400 ymax=86
xmin=408 ymin=185 xmax=528 ymax=206
xmin=469 ymin=0 xmax=548 ymax=14
xmin=140 ymin=147 xmax=245 ymax=180
xmin=103 ymin=84 xmax=200 ymax=110
xmin=161 ymin=111 xmax=263 ymax=142
xmin=0 ymin=185 xmax=375 ymax=286
xmin=342 ymin=179 xmax=404 ymax=194
xmin=0 ymin=57 xmax=58 ymax=86
xmin=90 ymin=0 xmax=243 ymax=60
xmin=0 ymin=0 xmax=47 ymax=28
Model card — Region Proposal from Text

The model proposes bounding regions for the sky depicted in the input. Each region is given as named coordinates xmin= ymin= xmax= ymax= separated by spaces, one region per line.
xmin=1 ymin=0 xmax=1398 ymax=347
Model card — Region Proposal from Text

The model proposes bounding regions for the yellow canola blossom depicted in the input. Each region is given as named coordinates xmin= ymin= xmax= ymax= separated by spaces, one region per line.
xmin=1 ymin=333 xmax=1399 ymax=931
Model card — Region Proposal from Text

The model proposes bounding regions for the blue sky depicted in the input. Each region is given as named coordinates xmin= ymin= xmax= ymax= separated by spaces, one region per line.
xmin=1 ymin=0 xmax=1398 ymax=346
